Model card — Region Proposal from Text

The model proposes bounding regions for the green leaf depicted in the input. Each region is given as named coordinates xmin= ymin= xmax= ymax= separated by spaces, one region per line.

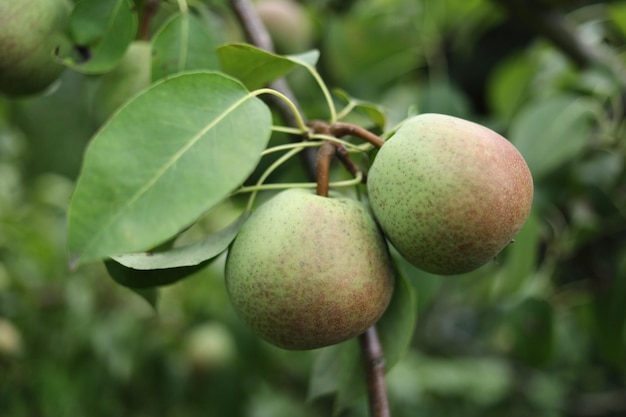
xmin=130 ymin=287 xmax=159 ymax=310
xmin=592 ymin=250 xmax=626 ymax=369
xmin=217 ymin=43 xmax=319 ymax=90
xmin=509 ymin=95 xmax=595 ymax=180
xmin=609 ymin=2 xmax=626 ymax=38
xmin=65 ymin=0 xmax=138 ymax=74
xmin=334 ymin=89 xmax=387 ymax=130
xmin=105 ymin=258 xmax=208 ymax=289
xmin=487 ymin=53 xmax=535 ymax=122
xmin=506 ymin=297 xmax=555 ymax=367
xmin=151 ymin=11 xmax=221 ymax=82
xmin=112 ymin=212 xmax=248 ymax=269
xmin=490 ymin=208 xmax=541 ymax=297
xmin=68 ymin=71 xmax=272 ymax=264
xmin=308 ymin=271 xmax=417 ymax=413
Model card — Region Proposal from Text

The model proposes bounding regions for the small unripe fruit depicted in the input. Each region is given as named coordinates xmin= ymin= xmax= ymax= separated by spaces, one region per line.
xmin=0 ymin=0 xmax=71 ymax=96
xmin=225 ymin=189 xmax=394 ymax=350
xmin=367 ymin=113 xmax=533 ymax=275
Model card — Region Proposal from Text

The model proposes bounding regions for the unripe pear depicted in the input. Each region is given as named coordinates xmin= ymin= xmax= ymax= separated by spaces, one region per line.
xmin=225 ymin=189 xmax=394 ymax=350
xmin=0 ymin=0 xmax=71 ymax=96
xmin=367 ymin=113 xmax=533 ymax=275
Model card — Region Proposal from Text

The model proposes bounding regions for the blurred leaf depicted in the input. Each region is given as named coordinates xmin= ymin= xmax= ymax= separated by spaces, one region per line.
xmin=506 ymin=297 xmax=555 ymax=367
xmin=151 ymin=11 xmax=221 ymax=82
xmin=334 ymin=89 xmax=387 ymax=129
xmin=591 ymin=250 xmax=626 ymax=369
xmin=130 ymin=287 xmax=159 ymax=310
xmin=608 ymin=2 xmax=626 ymax=38
xmin=491 ymin=208 xmax=541 ymax=297
xmin=322 ymin=11 xmax=420 ymax=97
xmin=112 ymin=212 xmax=247 ymax=269
xmin=487 ymin=52 xmax=535 ymax=122
xmin=308 ymin=271 xmax=417 ymax=414
xmin=66 ymin=0 xmax=138 ymax=74
xmin=105 ymin=258 xmax=208 ymax=289
xmin=217 ymin=43 xmax=319 ymax=90
xmin=9 ymin=70 xmax=95 ymax=179
xmin=575 ymin=149 xmax=623 ymax=190
xmin=391 ymin=248 xmax=441 ymax=313
xmin=509 ymin=95 xmax=595 ymax=180
xmin=413 ymin=353 xmax=512 ymax=404
xmin=417 ymin=79 xmax=472 ymax=119
xmin=68 ymin=72 xmax=272 ymax=264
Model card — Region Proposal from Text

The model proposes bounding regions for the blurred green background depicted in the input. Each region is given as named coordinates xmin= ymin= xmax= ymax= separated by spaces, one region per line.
xmin=1 ymin=0 xmax=626 ymax=416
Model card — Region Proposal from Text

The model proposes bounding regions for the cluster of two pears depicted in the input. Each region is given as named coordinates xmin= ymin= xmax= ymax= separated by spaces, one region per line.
xmin=225 ymin=114 xmax=534 ymax=350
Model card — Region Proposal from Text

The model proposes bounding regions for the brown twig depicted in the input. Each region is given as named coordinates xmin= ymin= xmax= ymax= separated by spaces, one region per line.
xmin=316 ymin=141 xmax=336 ymax=197
xmin=309 ymin=120 xmax=368 ymax=183
xmin=331 ymin=122 xmax=386 ymax=148
xmin=359 ymin=326 xmax=391 ymax=417
xmin=335 ymin=144 xmax=367 ymax=183
xmin=229 ymin=0 xmax=317 ymax=179
xmin=139 ymin=0 xmax=160 ymax=41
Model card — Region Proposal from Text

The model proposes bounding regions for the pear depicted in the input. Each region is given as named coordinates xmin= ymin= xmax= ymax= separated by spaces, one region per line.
xmin=367 ymin=113 xmax=533 ymax=275
xmin=0 ymin=0 xmax=71 ymax=96
xmin=225 ymin=189 xmax=394 ymax=350
xmin=91 ymin=41 xmax=152 ymax=125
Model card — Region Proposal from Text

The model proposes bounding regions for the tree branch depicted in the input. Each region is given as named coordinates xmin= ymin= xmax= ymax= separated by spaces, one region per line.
xmin=492 ymin=0 xmax=626 ymax=85
xmin=229 ymin=0 xmax=317 ymax=179
xmin=359 ymin=326 xmax=391 ymax=417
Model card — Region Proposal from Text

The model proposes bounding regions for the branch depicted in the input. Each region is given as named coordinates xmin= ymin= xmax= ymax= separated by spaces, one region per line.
xmin=331 ymin=122 xmax=385 ymax=149
xmin=492 ymin=0 xmax=626 ymax=86
xmin=139 ymin=0 xmax=161 ymax=41
xmin=229 ymin=0 xmax=317 ymax=179
xmin=359 ymin=326 xmax=391 ymax=417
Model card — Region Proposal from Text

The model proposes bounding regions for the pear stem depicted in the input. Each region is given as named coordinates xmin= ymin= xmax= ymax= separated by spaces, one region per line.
xmin=359 ymin=326 xmax=391 ymax=417
xmin=316 ymin=141 xmax=337 ymax=197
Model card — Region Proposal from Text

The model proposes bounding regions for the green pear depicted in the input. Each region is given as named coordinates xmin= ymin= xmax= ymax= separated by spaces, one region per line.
xmin=225 ymin=188 xmax=394 ymax=350
xmin=367 ymin=113 xmax=534 ymax=275
xmin=91 ymin=41 xmax=152 ymax=125
xmin=0 ymin=0 xmax=71 ymax=96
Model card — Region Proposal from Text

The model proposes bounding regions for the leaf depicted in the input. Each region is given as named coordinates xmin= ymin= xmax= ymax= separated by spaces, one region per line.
xmin=334 ymin=89 xmax=387 ymax=130
xmin=217 ymin=43 xmax=319 ymax=90
xmin=506 ymin=297 xmax=555 ymax=367
xmin=68 ymin=71 xmax=272 ymax=264
xmin=112 ymin=212 xmax=248 ymax=269
xmin=591 ymin=250 xmax=626 ymax=369
xmin=490 ymin=208 xmax=541 ymax=297
xmin=130 ymin=287 xmax=159 ymax=310
xmin=509 ymin=95 xmax=595 ymax=180
xmin=65 ymin=0 xmax=138 ymax=74
xmin=151 ymin=11 xmax=221 ymax=82
xmin=487 ymin=52 xmax=535 ymax=122
xmin=307 ymin=271 xmax=417 ymax=413
xmin=105 ymin=258 xmax=208 ymax=289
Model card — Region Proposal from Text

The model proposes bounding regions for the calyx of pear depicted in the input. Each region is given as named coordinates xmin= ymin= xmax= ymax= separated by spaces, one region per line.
xmin=225 ymin=188 xmax=394 ymax=350
xmin=0 ymin=0 xmax=71 ymax=96
xmin=367 ymin=113 xmax=534 ymax=275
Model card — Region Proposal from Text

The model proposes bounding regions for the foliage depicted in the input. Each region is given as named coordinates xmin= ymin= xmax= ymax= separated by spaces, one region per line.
xmin=1 ymin=0 xmax=626 ymax=416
